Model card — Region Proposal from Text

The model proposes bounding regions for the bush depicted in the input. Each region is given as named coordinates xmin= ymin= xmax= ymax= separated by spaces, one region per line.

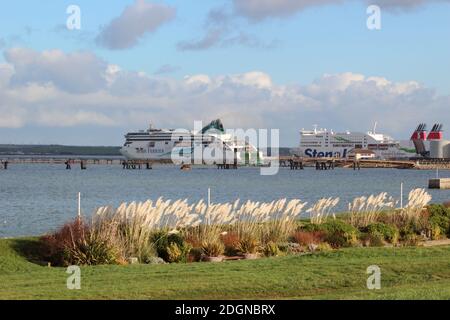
xmin=39 ymin=219 xmax=120 ymax=266
xmin=66 ymin=237 xmax=119 ymax=265
xmin=302 ymin=220 xmax=359 ymax=248
xmin=316 ymin=243 xmax=333 ymax=252
xmin=220 ymin=232 xmax=240 ymax=256
xmin=427 ymin=204 xmax=450 ymax=239
xmin=291 ymin=231 xmax=325 ymax=246
xmin=237 ymin=234 xmax=259 ymax=254
xmin=188 ymin=247 xmax=203 ymax=262
xmin=403 ymin=233 xmax=421 ymax=246
xmin=39 ymin=219 xmax=87 ymax=266
xmin=368 ymin=232 xmax=385 ymax=247
xmin=366 ymin=223 xmax=399 ymax=244
xmin=201 ymin=236 xmax=225 ymax=257
xmin=151 ymin=231 xmax=191 ymax=263
xmin=262 ymin=241 xmax=281 ymax=257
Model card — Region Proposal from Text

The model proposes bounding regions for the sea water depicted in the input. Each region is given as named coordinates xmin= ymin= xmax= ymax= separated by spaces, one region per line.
xmin=0 ymin=164 xmax=449 ymax=237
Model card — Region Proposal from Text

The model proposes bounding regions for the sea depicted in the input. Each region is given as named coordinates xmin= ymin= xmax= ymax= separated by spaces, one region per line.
xmin=1 ymin=163 xmax=449 ymax=238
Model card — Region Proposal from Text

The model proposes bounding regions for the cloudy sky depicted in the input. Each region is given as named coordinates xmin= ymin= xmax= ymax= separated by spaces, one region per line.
xmin=0 ymin=0 xmax=449 ymax=146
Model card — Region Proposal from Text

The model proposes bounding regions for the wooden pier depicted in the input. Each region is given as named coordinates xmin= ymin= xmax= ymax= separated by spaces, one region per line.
xmin=278 ymin=156 xmax=417 ymax=170
xmin=0 ymin=157 xmax=173 ymax=170
xmin=0 ymin=156 xmax=437 ymax=171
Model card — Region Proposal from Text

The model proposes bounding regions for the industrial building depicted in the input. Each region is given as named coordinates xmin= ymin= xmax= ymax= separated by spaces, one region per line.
xmin=411 ymin=124 xmax=450 ymax=159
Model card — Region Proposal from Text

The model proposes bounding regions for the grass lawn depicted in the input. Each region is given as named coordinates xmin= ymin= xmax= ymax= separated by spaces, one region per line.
xmin=1 ymin=238 xmax=450 ymax=300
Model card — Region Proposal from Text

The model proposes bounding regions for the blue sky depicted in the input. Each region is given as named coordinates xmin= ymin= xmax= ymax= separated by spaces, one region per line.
xmin=0 ymin=0 xmax=449 ymax=146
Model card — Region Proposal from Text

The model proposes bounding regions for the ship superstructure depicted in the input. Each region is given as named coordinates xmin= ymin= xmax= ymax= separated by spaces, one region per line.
xmin=298 ymin=124 xmax=415 ymax=159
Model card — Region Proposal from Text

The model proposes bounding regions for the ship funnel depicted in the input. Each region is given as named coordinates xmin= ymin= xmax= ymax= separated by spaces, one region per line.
xmin=411 ymin=123 xmax=428 ymax=155
xmin=411 ymin=123 xmax=427 ymax=141
xmin=428 ymin=123 xmax=443 ymax=141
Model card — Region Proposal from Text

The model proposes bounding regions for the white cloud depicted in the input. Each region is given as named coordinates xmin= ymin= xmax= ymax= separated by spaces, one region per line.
xmin=0 ymin=48 xmax=449 ymax=143
xmin=232 ymin=0 xmax=450 ymax=20
xmin=4 ymin=48 xmax=109 ymax=94
xmin=96 ymin=0 xmax=176 ymax=50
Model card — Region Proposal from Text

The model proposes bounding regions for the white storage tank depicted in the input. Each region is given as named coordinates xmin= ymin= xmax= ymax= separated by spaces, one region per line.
xmin=444 ymin=141 xmax=450 ymax=158
xmin=430 ymin=140 xmax=450 ymax=158
xmin=430 ymin=140 xmax=445 ymax=158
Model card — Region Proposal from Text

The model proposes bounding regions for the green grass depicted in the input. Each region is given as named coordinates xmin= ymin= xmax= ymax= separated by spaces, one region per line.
xmin=1 ymin=238 xmax=450 ymax=300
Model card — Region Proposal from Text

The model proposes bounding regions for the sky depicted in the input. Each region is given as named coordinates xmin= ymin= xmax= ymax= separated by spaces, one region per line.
xmin=0 ymin=0 xmax=449 ymax=146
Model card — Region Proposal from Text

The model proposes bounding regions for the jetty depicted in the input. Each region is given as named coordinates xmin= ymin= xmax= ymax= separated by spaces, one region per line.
xmin=429 ymin=178 xmax=450 ymax=189
xmin=2 ymin=156 xmax=450 ymax=171
xmin=278 ymin=156 xmax=417 ymax=170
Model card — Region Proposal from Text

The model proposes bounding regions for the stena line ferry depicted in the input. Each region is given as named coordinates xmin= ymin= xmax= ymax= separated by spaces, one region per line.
xmin=297 ymin=124 xmax=416 ymax=160
xmin=120 ymin=119 xmax=264 ymax=164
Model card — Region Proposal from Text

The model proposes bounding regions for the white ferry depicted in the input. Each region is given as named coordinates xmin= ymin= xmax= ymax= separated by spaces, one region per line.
xmin=297 ymin=124 xmax=416 ymax=159
xmin=120 ymin=120 xmax=263 ymax=164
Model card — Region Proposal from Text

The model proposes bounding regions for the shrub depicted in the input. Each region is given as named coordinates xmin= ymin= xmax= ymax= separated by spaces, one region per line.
xmin=316 ymin=243 xmax=333 ymax=252
xmin=403 ymin=233 xmax=421 ymax=246
xmin=39 ymin=219 xmax=88 ymax=266
xmin=278 ymin=242 xmax=305 ymax=255
xmin=40 ymin=218 xmax=121 ymax=266
xmin=151 ymin=231 xmax=191 ymax=263
xmin=399 ymin=223 xmax=420 ymax=241
xmin=262 ymin=241 xmax=281 ymax=257
xmin=366 ymin=223 xmax=399 ymax=244
xmin=220 ymin=232 xmax=240 ymax=256
xmin=367 ymin=232 xmax=385 ymax=247
xmin=291 ymin=231 xmax=325 ymax=246
xmin=188 ymin=247 xmax=203 ymax=262
xmin=427 ymin=204 xmax=450 ymax=239
xmin=237 ymin=234 xmax=259 ymax=254
xmin=201 ymin=235 xmax=225 ymax=257
xmin=66 ymin=236 xmax=119 ymax=265
xmin=314 ymin=220 xmax=359 ymax=248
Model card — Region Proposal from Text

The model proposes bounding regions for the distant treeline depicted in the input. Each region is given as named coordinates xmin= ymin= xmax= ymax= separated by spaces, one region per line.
xmin=0 ymin=145 xmax=122 ymax=156
xmin=0 ymin=145 xmax=293 ymax=156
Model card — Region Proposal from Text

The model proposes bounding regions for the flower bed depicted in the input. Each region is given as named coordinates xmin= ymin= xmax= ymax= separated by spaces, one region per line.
xmin=38 ymin=189 xmax=450 ymax=266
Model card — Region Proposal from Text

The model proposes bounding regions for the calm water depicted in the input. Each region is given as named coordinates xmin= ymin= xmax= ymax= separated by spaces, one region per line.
xmin=1 ymin=164 xmax=449 ymax=237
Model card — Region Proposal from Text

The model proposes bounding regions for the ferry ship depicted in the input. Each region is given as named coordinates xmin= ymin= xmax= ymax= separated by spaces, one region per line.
xmin=120 ymin=120 xmax=263 ymax=164
xmin=297 ymin=124 xmax=416 ymax=159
